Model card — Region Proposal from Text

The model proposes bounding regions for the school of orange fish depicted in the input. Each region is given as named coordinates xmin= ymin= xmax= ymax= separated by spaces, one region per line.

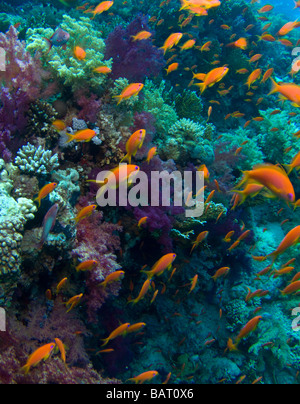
xmin=19 ymin=0 xmax=300 ymax=384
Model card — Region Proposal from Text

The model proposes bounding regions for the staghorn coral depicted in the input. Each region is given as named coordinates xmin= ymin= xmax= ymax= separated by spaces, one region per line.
xmin=15 ymin=143 xmax=59 ymax=176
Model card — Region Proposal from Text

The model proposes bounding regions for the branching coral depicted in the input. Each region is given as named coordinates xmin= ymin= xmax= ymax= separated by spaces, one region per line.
xmin=15 ymin=143 xmax=59 ymax=176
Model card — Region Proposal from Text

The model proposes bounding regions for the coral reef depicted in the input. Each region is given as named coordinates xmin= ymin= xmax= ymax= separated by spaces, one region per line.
xmin=1 ymin=0 xmax=300 ymax=386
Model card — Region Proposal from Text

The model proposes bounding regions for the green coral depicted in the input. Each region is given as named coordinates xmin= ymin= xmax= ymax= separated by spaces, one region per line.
xmin=215 ymin=126 xmax=264 ymax=170
xmin=138 ymin=79 xmax=178 ymax=135
xmin=252 ymin=108 xmax=300 ymax=165
xmin=26 ymin=15 xmax=112 ymax=92
xmin=158 ymin=118 xmax=214 ymax=164
xmin=175 ymin=89 xmax=203 ymax=123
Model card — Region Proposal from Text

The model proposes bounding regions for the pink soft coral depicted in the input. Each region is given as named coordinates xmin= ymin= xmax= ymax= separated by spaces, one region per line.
xmin=73 ymin=208 xmax=123 ymax=322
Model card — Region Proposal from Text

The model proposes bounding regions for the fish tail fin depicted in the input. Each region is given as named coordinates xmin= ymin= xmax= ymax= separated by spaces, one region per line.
xmin=113 ymin=95 xmax=122 ymax=105
xmin=127 ymin=298 xmax=137 ymax=305
xmin=43 ymin=37 xmax=52 ymax=54
xmin=196 ymin=82 xmax=206 ymax=94
xmin=283 ymin=164 xmax=293 ymax=175
xmin=251 ymin=255 xmax=267 ymax=262
xmin=99 ymin=281 xmax=107 ymax=288
xmin=121 ymin=153 xmax=131 ymax=164
xmin=234 ymin=170 xmax=250 ymax=190
xmin=229 ymin=340 xmax=239 ymax=352
xmin=20 ymin=364 xmax=30 ymax=374
xmin=159 ymin=46 xmax=167 ymax=55
xmin=100 ymin=338 xmax=109 ymax=347
xmin=231 ymin=190 xmax=246 ymax=205
xmin=33 ymin=197 xmax=41 ymax=208
xmin=268 ymin=77 xmax=279 ymax=95
xmin=59 ymin=132 xmax=75 ymax=147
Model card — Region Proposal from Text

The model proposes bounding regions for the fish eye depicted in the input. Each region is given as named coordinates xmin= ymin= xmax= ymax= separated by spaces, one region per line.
xmin=135 ymin=166 xmax=139 ymax=170
xmin=288 ymin=193 xmax=294 ymax=201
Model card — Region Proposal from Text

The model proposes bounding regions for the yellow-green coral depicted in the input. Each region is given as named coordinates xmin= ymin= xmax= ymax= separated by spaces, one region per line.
xmin=26 ymin=15 xmax=112 ymax=91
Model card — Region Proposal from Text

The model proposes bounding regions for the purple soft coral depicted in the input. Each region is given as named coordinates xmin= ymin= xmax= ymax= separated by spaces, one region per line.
xmin=104 ymin=15 xmax=165 ymax=82
xmin=0 ymin=129 xmax=12 ymax=162
xmin=73 ymin=207 xmax=123 ymax=322
xmin=0 ymin=26 xmax=54 ymax=133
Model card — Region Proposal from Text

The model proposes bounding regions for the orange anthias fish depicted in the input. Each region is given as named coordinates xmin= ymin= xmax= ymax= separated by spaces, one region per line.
xmin=34 ymin=183 xmax=57 ymax=208
xmin=113 ymin=83 xmax=144 ymax=105
xmin=226 ymin=37 xmax=247 ymax=50
xmin=189 ymin=274 xmax=198 ymax=293
xmin=262 ymin=226 xmax=300 ymax=265
xmin=190 ymin=231 xmax=209 ymax=254
xmin=229 ymin=316 xmax=262 ymax=350
xmin=74 ymin=46 xmax=86 ymax=60
xmin=91 ymin=1 xmax=114 ymax=18
xmin=280 ymin=280 xmax=300 ymax=295
xmin=54 ymin=338 xmax=66 ymax=363
xmin=21 ymin=342 xmax=56 ymax=374
xmin=101 ymin=323 xmax=130 ymax=346
xmin=284 ymin=151 xmax=300 ymax=174
xmin=76 ymin=260 xmax=98 ymax=272
xmin=146 ymin=146 xmax=157 ymax=163
xmin=74 ymin=205 xmax=97 ymax=223
xmin=99 ymin=270 xmax=125 ymax=288
xmin=231 ymin=183 xmax=264 ymax=205
xmin=160 ymin=33 xmax=183 ymax=54
xmin=194 ymin=66 xmax=229 ymax=94
xmin=128 ymin=278 xmax=152 ymax=304
xmin=93 ymin=66 xmax=112 ymax=74
xmin=165 ymin=62 xmax=179 ymax=75
xmin=121 ymin=129 xmax=146 ymax=164
xmin=131 ymin=30 xmax=152 ymax=41
xmin=65 ymin=129 xmax=97 ymax=144
xmin=142 ymin=253 xmax=177 ymax=278
xmin=180 ymin=39 xmax=196 ymax=51
xmin=211 ymin=266 xmax=230 ymax=281
xmin=138 ymin=216 xmax=148 ymax=228
xmin=235 ymin=164 xmax=295 ymax=203
xmin=268 ymin=78 xmax=300 ymax=107
xmin=127 ymin=370 xmax=159 ymax=384
xmin=245 ymin=68 xmax=262 ymax=89
xmin=277 ymin=20 xmax=300 ymax=36
xmin=65 ymin=293 xmax=83 ymax=313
